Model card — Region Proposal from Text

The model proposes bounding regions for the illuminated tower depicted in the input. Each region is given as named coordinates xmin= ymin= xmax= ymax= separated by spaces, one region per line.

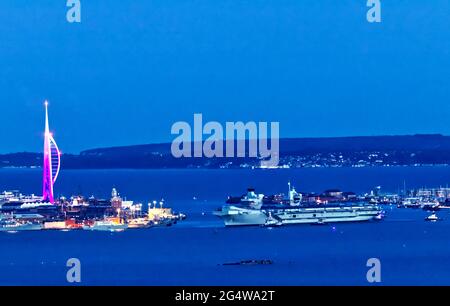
xmin=42 ymin=101 xmax=61 ymax=203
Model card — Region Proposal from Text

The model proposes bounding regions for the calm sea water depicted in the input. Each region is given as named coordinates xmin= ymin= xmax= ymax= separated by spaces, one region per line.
xmin=1 ymin=167 xmax=450 ymax=285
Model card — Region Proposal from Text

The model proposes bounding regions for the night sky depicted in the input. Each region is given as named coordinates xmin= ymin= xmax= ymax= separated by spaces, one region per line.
xmin=0 ymin=0 xmax=449 ymax=153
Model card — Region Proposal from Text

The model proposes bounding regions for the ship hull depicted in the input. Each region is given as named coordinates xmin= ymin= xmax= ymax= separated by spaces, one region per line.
xmin=0 ymin=224 xmax=43 ymax=231
xmin=82 ymin=224 xmax=128 ymax=231
xmin=274 ymin=207 xmax=380 ymax=225
xmin=215 ymin=205 xmax=381 ymax=227
xmin=214 ymin=206 xmax=267 ymax=226
xmin=223 ymin=212 xmax=267 ymax=226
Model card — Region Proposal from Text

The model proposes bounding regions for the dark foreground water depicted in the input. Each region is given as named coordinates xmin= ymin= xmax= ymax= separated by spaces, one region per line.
xmin=0 ymin=167 xmax=450 ymax=285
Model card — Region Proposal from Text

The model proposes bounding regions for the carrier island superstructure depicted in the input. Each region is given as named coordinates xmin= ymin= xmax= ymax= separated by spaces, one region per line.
xmin=214 ymin=183 xmax=382 ymax=226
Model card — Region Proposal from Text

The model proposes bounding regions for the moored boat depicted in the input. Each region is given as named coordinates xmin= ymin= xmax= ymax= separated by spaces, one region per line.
xmin=425 ymin=213 xmax=441 ymax=222
xmin=82 ymin=218 xmax=128 ymax=232
xmin=0 ymin=219 xmax=43 ymax=232
xmin=127 ymin=217 xmax=152 ymax=229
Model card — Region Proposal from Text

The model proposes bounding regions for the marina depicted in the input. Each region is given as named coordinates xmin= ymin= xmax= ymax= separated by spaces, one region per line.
xmin=0 ymin=190 xmax=186 ymax=232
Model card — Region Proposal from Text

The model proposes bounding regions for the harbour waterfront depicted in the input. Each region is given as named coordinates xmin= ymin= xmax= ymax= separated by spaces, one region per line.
xmin=1 ymin=167 xmax=450 ymax=285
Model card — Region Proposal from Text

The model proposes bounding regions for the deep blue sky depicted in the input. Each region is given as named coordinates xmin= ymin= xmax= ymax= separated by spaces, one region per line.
xmin=0 ymin=0 xmax=449 ymax=153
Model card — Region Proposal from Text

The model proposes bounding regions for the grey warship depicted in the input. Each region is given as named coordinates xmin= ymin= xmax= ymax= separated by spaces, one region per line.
xmin=214 ymin=183 xmax=382 ymax=227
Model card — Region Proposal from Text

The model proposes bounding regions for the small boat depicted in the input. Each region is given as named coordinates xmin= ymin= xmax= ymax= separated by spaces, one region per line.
xmin=83 ymin=218 xmax=128 ymax=232
xmin=374 ymin=212 xmax=384 ymax=220
xmin=425 ymin=214 xmax=440 ymax=222
xmin=0 ymin=220 xmax=43 ymax=232
xmin=264 ymin=219 xmax=282 ymax=227
xmin=263 ymin=212 xmax=282 ymax=227
xmin=127 ymin=217 xmax=152 ymax=229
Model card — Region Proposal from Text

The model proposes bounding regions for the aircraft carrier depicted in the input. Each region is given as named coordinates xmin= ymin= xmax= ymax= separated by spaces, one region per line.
xmin=214 ymin=184 xmax=382 ymax=227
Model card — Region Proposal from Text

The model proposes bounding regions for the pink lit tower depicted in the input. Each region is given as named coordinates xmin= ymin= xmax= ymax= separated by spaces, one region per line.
xmin=42 ymin=101 xmax=61 ymax=203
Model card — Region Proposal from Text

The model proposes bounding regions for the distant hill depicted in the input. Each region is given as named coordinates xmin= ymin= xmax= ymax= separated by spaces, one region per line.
xmin=2 ymin=134 xmax=450 ymax=169
xmin=279 ymin=134 xmax=450 ymax=153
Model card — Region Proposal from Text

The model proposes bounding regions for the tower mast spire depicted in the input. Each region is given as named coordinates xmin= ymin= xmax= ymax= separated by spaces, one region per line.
xmin=44 ymin=101 xmax=50 ymax=137
xmin=42 ymin=101 xmax=60 ymax=203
